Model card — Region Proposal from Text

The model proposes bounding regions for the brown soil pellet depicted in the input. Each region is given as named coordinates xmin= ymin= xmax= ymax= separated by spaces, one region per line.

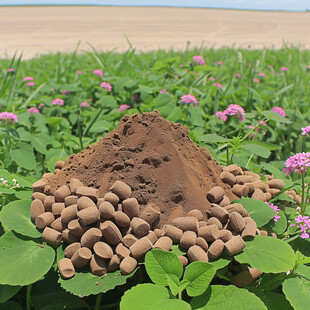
xmin=236 ymin=175 xmax=252 ymax=185
xmin=229 ymin=212 xmax=245 ymax=232
xmin=252 ymin=189 xmax=265 ymax=201
xmin=71 ymin=247 xmax=92 ymax=268
xmin=64 ymin=242 xmax=81 ymax=258
xmin=68 ymin=219 xmax=87 ymax=237
xmin=35 ymin=212 xmax=55 ymax=229
xmin=153 ymin=236 xmax=173 ymax=251
xmin=62 ymin=228 xmax=80 ymax=244
xmin=162 ymin=225 xmax=183 ymax=243
xmin=208 ymin=239 xmax=224 ymax=260
xmin=232 ymin=184 xmax=249 ymax=197
xmin=108 ymin=254 xmax=121 ymax=272
xmin=122 ymin=234 xmax=138 ymax=248
xmin=198 ymin=225 xmax=219 ymax=242
xmin=55 ymin=160 xmax=65 ymax=170
xmin=50 ymin=217 xmax=66 ymax=232
xmin=146 ymin=231 xmax=158 ymax=244
xmin=198 ymin=221 xmax=208 ymax=227
xmin=241 ymin=218 xmax=257 ymax=239
xmin=76 ymin=186 xmax=98 ymax=202
xmin=114 ymin=211 xmax=131 ymax=227
xmin=187 ymin=245 xmax=208 ymax=262
xmin=264 ymin=192 xmax=272 ymax=201
xmin=70 ymin=178 xmax=84 ymax=195
xmin=178 ymin=255 xmax=188 ymax=267
xmin=180 ymin=231 xmax=197 ymax=249
xmin=77 ymin=207 xmax=100 ymax=225
xmin=120 ymin=257 xmax=137 ymax=275
xmin=248 ymin=267 xmax=262 ymax=280
xmin=90 ymin=254 xmax=107 ymax=276
xmin=222 ymin=164 xmax=239 ymax=175
xmin=207 ymin=186 xmax=225 ymax=203
xmin=253 ymin=180 xmax=268 ymax=192
xmin=172 ymin=216 xmax=198 ymax=232
xmin=206 ymin=204 xmax=229 ymax=224
xmin=100 ymin=221 xmax=122 ymax=245
xmin=231 ymin=271 xmax=253 ymax=288
xmin=225 ymin=235 xmax=246 ymax=256
xmin=60 ymin=204 xmax=78 ymax=224
xmin=99 ymin=201 xmax=115 ymax=219
xmin=93 ymin=241 xmax=113 ymax=259
xmin=244 ymin=183 xmax=255 ymax=195
xmin=54 ymin=185 xmax=71 ymax=202
xmin=58 ymin=258 xmax=75 ymax=279
xmin=187 ymin=209 xmax=204 ymax=221
xmin=207 ymin=217 xmax=222 ymax=230
xmin=42 ymin=227 xmax=62 ymax=246
xmin=220 ymin=171 xmax=236 ymax=187
xmin=110 ymin=180 xmax=132 ymax=200
xmin=223 ymin=203 xmax=244 ymax=215
xmin=32 ymin=180 xmax=46 ymax=193
xmin=295 ymin=195 xmax=302 ymax=204
xmin=32 ymin=192 xmax=46 ymax=203
xmin=103 ymin=192 xmax=120 ymax=207
xmin=259 ymin=230 xmax=268 ymax=236
xmin=43 ymin=196 xmax=55 ymax=212
xmin=196 ymin=237 xmax=209 ymax=251
xmin=77 ymin=196 xmax=97 ymax=210
xmin=42 ymin=172 xmax=54 ymax=181
xmin=122 ymin=198 xmax=140 ymax=219
xmin=140 ymin=204 xmax=160 ymax=225
xmin=217 ymin=230 xmax=233 ymax=242
xmin=130 ymin=237 xmax=153 ymax=258
xmin=115 ymin=243 xmax=131 ymax=259
xmin=65 ymin=195 xmax=78 ymax=206
xmin=80 ymin=228 xmax=102 ymax=248
xmin=31 ymin=199 xmax=45 ymax=220
xmin=130 ymin=217 xmax=150 ymax=237
xmin=52 ymin=202 xmax=65 ymax=217
xmin=219 ymin=196 xmax=230 ymax=207
xmin=154 ymin=229 xmax=163 ymax=238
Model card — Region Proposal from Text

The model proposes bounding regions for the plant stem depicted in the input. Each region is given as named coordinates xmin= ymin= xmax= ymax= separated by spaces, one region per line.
xmin=5 ymin=120 xmax=12 ymax=150
xmin=77 ymin=110 xmax=83 ymax=151
xmin=301 ymin=173 xmax=305 ymax=215
xmin=94 ymin=292 xmax=102 ymax=310
xmin=26 ymin=284 xmax=32 ymax=310
xmin=178 ymin=291 xmax=182 ymax=300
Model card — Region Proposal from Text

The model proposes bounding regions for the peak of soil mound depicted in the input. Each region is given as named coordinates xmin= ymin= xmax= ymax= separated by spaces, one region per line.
xmin=47 ymin=110 xmax=236 ymax=226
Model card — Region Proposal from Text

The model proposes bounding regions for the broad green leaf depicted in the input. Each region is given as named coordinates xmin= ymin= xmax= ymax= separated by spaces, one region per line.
xmin=0 ymin=231 xmax=55 ymax=285
xmin=31 ymin=132 xmax=52 ymax=154
xmin=184 ymin=261 xmax=216 ymax=297
xmin=242 ymin=144 xmax=271 ymax=158
xmin=263 ymin=210 xmax=287 ymax=235
xmin=0 ymin=200 xmax=41 ymax=238
xmin=262 ymin=110 xmax=292 ymax=124
xmin=0 ymin=284 xmax=21 ymax=303
xmin=235 ymin=235 xmax=295 ymax=273
xmin=244 ymin=141 xmax=281 ymax=151
xmin=259 ymin=273 xmax=287 ymax=291
xmin=0 ymin=301 xmax=22 ymax=310
xmin=153 ymin=92 xmax=174 ymax=107
xmin=166 ymin=274 xmax=180 ymax=296
xmin=295 ymin=264 xmax=310 ymax=280
xmin=10 ymin=142 xmax=36 ymax=170
xmin=97 ymin=96 xmax=117 ymax=108
xmin=9 ymin=174 xmax=33 ymax=188
xmin=59 ymin=269 xmax=137 ymax=296
xmin=14 ymin=190 xmax=32 ymax=200
xmin=145 ymin=249 xmax=183 ymax=286
xmin=209 ymin=256 xmax=232 ymax=270
xmin=170 ymin=244 xmax=187 ymax=256
xmin=237 ymin=197 xmax=276 ymax=227
xmin=263 ymin=163 xmax=285 ymax=179
xmin=199 ymin=134 xmax=231 ymax=143
xmin=16 ymin=127 xmax=32 ymax=142
xmin=191 ymin=285 xmax=267 ymax=310
xmin=120 ymin=283 xmax=190 ymax=310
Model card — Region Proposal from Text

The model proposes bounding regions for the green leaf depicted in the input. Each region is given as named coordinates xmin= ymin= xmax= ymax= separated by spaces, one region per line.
xmin=9 ymin=174 xmax=33 ymax=188
xmin=235 ymin=235 xmax=295 ymax=273
xmin=199 ymin=134 xmax=231 ymax=143
xmin=262 ymin=110 xmax=292 ymax=124
xmin=237 ymin=197 xmax=276 ymax=227
xmin=242 ymin=144 xmax=271 ymax=158
xmin=10 ymin=142 xmax=36 ymax=170
xmin=31 ymin=132 xmax=52 ymax=154
xmin=120 ymin=283 xmax=190 ymax=310
xmin=97 ymin=96 xmax=117 ymax=108
xmin=153 ymin=93 xmax=174 ymax=107
xmin=184 ymin=261 xmax=216 ymax=297
xmin=59 ymin=269 xmax=137 ymax=296
xmin=0 ymin=301 xmax=22 ymax=310
xmin=166 ymin=274 xmax=180 ymax=296
xmin=0 ymin=200 xmax=41 ymax=238
xmin=0 ymin=231 xmax=55 ymax=285
xmin=263 ymin=163 xmax=285 ymax=179
xmin=170 ymin=244 xmax=187 ymax=256
xmin=145 ymin=249 xmax=183 ymax=286
xmin=209 ymin=256 xmax=232 ymax=270
xmin=14 ymin=190 xmax=32 ymax=200
xmin=191 ymin=285 xmax=267 ymax=310
xmin=0 ymin=284 xmax=21 ymax=303
xmin=263 ymin=210 xmax=287 ymax=235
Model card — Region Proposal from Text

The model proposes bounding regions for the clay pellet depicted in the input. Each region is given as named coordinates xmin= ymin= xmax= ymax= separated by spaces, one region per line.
xmin=32 ymin=180 xmax=46 ymax=193
xmin=71 ymin=247 xmax=92 ymax=268
xmin=248 ymin=267 xmax=262 ymax=280
xmin=207 ymin=217 xmax=222 ymax=230
xmin=68 ymin=219 xmax=87 ymax=237
xmin=35 ymin=212 xmax=55 ymax=229
xmin=31 ymin=199 xmax=45 ymax=220
xmin=110 ymin=180 xmax=132 ymax=200
xmin=162 ymin=225 xmax=183 ymax=243
xmin=64 ymin=242 xmax=81 ymax=258
xmin=220 ymin=171 xmax=236 ymax=187
xmin=207 ymin=186 xmax=225 ymax=203
xmin=153 ymin=236 xmax=173 ymax=251
xmin=115 ymin=243 xmax=131 ymax=259
xmin=54 ymin=160 xmax=64 ymax=169
xmin=259 ymin=230 xmax=268 ymax=236
xmin=103 ymin=192 xmax=120 ymax=207
xmin=218 ymin=230 xmax=233 ymax=242
xmin=90 ymin=255 xmax=107 ymax=276
xmin=52 ymin=203 xmax=65 ymax=217
xmin=251 ymin=189 xmax=265 ymax=201
xmin=114 ymin=211 xmax=131 ymax=227
xmin=295 ymin=195 xmax=302 ymax=204
xmin=130 ymin=217 xmax=150 ymax=237
xmin=198 ymin=221 xmax=208 ymax=227
xmin=232 ymin=184 xmax=249 ymax=197
xmin=69 ymin=178 xmax=84 ymax=195
xmin=100 ymin=221 xmax=122 ymax=245
xmin=122 ymin=198 xmax=139 ymax=219
xmin=253 ymin=180 xmax=268 ymax=192
xmin=187 ymin=245 xmax=208 ymax=262
xmin=241 ymin=218 xmax=257 ymax=239
xmin=236 ymin=175 xmax=252 ymax=185
xmin=154 ymin=229 xmax=163 ymax=238
xmin=122 ymin=234 xmax=138 ymax=248
xmin=206 ymin=204 xmax=229 ymax=224
xmin=77 ymin=207 xmax=100 ymax=225
xmin=180 ymin=231 xmax=197 ymax=249
xmin=140 ymin=205 xmax=161 ymax=224
xmin=178 ymin=255 xmax=188 ymax=267
xmin=50 ymin=217 xmax=66 ymax=232
xmin=146 ymin=231 xmax=158 ymax=244
xmin=264 ymin=192 xmax=272 ymax=201
xmin=93 ymin=241 xmax=113 ymax=259
xmin=42 ymin=173 xmax=54 ymax=181
xmin=244 ymin=183 xmax=255 ymax=195
xmin=130 ymin=237 xmax=153 ymax=258
xmin=54 ymin=185 xmax=71 ymax=202
xmin=219 ymin=196 xmax=230 ymax=207
xmin=108 ymin=254 xmax=120 ymax=272
xmin=198 ymin=225 xmax=219 ymax=242
xmin=231 ymin=271 xmax=253 ymax=288
xmin=208 ymin=239 xmax=225 ymax=260
xmin=80 ymin=228 xmax=102 ymax=248
xmin=76 ymin=186 xmax=98 ymax=202
xmin=120 ymin=257 xmax=137 ymax=275
xmin=99 ymin=201 xmax=115 ymax=219
xmin=188 ymin=209 xmax=204 ymax=221
xmin=32 ymin=192 xmax=46 ymax=203
xmin=62 ymin=228 xmax=80 ymax=244
xmin=196 ymin=237 xmax=209 ymax=251
xmin=61 ymin=204 xmax=78 ymax=223
xmin=43 ymin=195 xmax=55 ymax=212
xmin=77 ymin=196 xmax=97 ymax=210
xmin=225 ymin=235 xmax=246 ymax=256
xmin=172 ymin=217 xmax=199 ymax=232
xmin=65 ymin=195 xmax=78 ymax=206
xmin=58 ymin=258 xmax=75 ymax=279
xmin=229 ymin=212 xmax=245 ymax=232
xmin=223 ymin=164 xmax=239 ymax=176
xmin=42 ymin=227 xmax=62 ymax=246
xmin=223 ymin=203 xmax=244 ymax=215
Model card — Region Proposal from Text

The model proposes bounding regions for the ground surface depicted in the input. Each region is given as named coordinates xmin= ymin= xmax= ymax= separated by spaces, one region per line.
xmin=1 ymin=6 xmax=309 ymax=58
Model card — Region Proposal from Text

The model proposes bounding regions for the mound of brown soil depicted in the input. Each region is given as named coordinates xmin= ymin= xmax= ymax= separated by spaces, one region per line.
xmin=46 ymin=110 xmax=236 ymax=226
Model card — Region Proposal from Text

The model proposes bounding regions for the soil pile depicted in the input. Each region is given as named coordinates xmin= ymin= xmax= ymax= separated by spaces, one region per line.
xmin=46 ymin=110 xmax=236 ymax=226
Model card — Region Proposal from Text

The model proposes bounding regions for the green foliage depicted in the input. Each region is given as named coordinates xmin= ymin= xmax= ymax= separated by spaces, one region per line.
xmin=0 ymin=285 xmax=21 ymax=303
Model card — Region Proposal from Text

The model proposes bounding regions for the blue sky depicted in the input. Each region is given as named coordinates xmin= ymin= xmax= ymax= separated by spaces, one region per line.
xmin=0 ymin=0 xmax=309 ymax=11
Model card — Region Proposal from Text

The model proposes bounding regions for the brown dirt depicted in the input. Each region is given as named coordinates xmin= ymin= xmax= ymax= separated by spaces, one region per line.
xmin=47 ymin=110 xmax=237 ymax=226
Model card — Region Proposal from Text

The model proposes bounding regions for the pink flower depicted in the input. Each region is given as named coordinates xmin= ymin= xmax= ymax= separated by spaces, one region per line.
xmin=283 ymin=152 xmax=310 ymax=175
xmin=271 ymin=107 xmax=286 ymax=117
xmin=253 ymin=78 xmax=260 ymax=83
xmin=38 ymin=103 xmax=44 ymax=109
xmin=23 ymin=76 xmax=34 ymax=82
xmin=280 ymin=67 xmax=288 ymax=72
xmin=209 ymin=77 xmax=215 ymax=81
xmin=291 ymin=215 xmax=310 ymax=239
xmin=213 ymin=82 xmax=223 ymax=89
xmin=180 ymin=94 xmax=198 ymax=107
xmin=174 ymin=74 xmax=179 ymax=79
xmin=76 ymin=70 xmax=83 ymax=74
xmin=119 ymin=104 xmax=131 ymax=113
xmin=27 ymin=82 xmax=35 ymax=87
xmin=216 ymin=61 xmax=223 ymax=65
xmin=301 ymin=232 xmax=309 ymax=239
xmin=62 ymin=90 xmax=70 ymax=95
xmin=80 ymin=101 xmax=90 ymax=108
xmin=274 ymin=72 xmax=279 ymax=75
xmin=301 ymin=126 xmax=310 ymax=136
xmin=93 ymin=69 xmax=103 ymax=77
xmin=216 ymin=111 xmax=227 ymax=121
xmin=27 ymin=107 xmax=40 ymax=114
xmin=192 ymin=56 xmax=205 ymax=66
xmin=0 ymin=112 xmax=18 ymax=123
xmin=248 ymin=62 xmax=252 ymax=66
xmin=268 ymin=65 xmax=273 ymax=69
xmin=160 ymin=89 xmax=167 ymax=93
xmin=224 ymin=104 xmax=245 ymax=121
xmin=248 ymin=121 xmax=268 ymax=138
xmin=266 ymin=202 xmax=281 ymax=222
xmin=258 ymin=73 xmax=265 ymax=77
xmin=52 ymin=98 xmax=64 ymax=106
xmin=235 ymin=73 xmax=241 ymax=78
xmin=100 ymin=82 xmax=112 ymax=92
xmin=8 ymin=68 xmax=14 ymax=72
xmin=180 ymin=64 xmax=184 ymax=67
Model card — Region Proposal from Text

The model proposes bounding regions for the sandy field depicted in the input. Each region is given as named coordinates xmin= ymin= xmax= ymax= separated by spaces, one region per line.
xmin=0 ymin=6 xmax=309 ymax=58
